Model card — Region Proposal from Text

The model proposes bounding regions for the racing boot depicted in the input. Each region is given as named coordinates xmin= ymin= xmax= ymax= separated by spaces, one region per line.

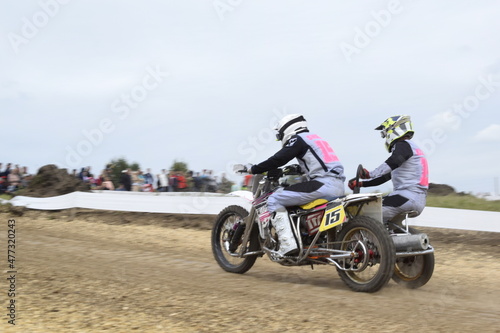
xmin=271 ymin=209 xmax=298 ymax=257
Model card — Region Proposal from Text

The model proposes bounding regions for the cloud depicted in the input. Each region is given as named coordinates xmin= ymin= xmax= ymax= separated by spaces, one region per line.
xmin=425 ymin=111 xmax=461 ymax=132
xmin=474 ymin=124 xmax=500 ymax=142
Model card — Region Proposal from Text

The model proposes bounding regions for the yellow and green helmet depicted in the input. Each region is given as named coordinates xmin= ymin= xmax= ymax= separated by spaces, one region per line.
xmin=375 ymin=115 xmax=414 ymax=152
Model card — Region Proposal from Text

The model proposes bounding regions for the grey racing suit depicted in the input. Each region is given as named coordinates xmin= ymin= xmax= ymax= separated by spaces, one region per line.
xmin=250 ymin=131 xmax=345 ymax=212
xmin=363 ymin=139 xmax=429 ymax=222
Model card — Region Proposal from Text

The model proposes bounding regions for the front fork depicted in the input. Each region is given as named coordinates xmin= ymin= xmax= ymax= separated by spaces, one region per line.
xmin=229 ymin=222 xmax=246 ymax=253
xmin=235 ymin=181 xmax=269 ymax=257
xmin=236 ymin=207 xmax=259 ymax=257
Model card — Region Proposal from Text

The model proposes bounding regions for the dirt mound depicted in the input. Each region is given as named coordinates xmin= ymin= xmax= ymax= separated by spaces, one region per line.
xmin=428 ymin=183 xmax=457 ymax=196
xmin=20 ymin=164 xmax=90 ymax=198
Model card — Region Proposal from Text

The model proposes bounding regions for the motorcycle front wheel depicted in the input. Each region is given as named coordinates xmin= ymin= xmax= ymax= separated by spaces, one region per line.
xmin=336 ymin=216 xmax=395 ymax=292
xmin=392 ymin=227 xmax=435 ymax=289
xmin=211 ymin=205 xmax=259 ymax=274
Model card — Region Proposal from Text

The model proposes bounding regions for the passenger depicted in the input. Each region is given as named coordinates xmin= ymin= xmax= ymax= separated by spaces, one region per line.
xmin=348 ymin=115 xmax=429 ymax=222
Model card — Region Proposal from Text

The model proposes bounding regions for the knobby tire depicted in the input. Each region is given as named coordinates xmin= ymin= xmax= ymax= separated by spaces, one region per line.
xmin=392 ymin=227 xmax=435 ymax=289
xmin=336 ymin=216 xmax=395 ymax=293
xmin=211 ymin=205 xmax=259 ymax=274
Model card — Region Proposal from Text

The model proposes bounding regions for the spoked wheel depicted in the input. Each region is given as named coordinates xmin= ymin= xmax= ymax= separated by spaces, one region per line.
xmin=337 ymin=216 xmax=395 ymax=292
xmin=392 ymin=227 xmax=435 ymax=289
xmin=211 ymin=205 xmax=259 ymax=274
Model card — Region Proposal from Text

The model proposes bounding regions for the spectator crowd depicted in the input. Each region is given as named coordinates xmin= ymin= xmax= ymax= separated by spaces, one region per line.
xmin=0 ymin=163 xmax=32 ymax=195
xmin=72 ymin=166 xmax=233 ymax=193
xmin=1 ymin=161 xmax=238 ymax=196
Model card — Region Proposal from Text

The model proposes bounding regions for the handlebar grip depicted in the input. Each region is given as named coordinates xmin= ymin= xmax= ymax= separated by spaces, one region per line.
xmin=353 ymin=164 xmax=363 ymax=194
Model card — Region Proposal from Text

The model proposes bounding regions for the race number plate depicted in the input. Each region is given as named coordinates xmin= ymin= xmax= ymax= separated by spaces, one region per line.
xmin=319 ymin=204 xmax=346 ymax=232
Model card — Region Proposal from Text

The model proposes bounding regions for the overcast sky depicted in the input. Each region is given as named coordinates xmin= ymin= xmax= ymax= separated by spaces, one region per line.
xmin=1 ymin=0 xmax=499 ymax=194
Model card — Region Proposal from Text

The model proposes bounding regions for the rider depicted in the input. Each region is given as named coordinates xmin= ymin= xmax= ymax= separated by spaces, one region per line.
xmin=348 ymin=115 xmax=429 ymax=222
xmin=248 ymin=114 xmax=345 ymax=256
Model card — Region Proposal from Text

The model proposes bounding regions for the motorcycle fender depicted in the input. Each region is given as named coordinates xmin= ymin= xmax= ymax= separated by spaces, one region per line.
xmin=319 ymin=204 xmax=346 ymax=232
xmin=357 ymin=195 xmax=383 ymax=223
xmin=344 ymin=193 xmax=383 ymax=224
xmin=228 ymin=190 xmax=254 ymax=202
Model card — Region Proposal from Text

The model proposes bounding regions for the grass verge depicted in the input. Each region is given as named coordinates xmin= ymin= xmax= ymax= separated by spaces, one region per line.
xmin=0 ymin=194 xmax=13 ymax=201
xmin=426 ymin=194 xmax=500 ymax=212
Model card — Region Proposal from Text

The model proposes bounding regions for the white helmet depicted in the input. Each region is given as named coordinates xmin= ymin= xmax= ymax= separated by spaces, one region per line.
xmin=275 ymin=114 xmax=308 ymax=144
xmin=375 ymin=115 xmax=414 ymax=152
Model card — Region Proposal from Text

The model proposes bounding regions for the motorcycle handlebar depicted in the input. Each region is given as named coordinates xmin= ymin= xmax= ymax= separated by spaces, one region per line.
xmin=353 ymin=164 xmax=363 ymax=194
xmin=233 ymin=164 xmax=301 ymax=177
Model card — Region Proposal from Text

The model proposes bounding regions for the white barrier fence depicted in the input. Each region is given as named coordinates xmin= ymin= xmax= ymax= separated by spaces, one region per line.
xmin=2 ymin=191 xmax=500 ymax=232
xmin=4 ymin=191 xmax=252 ymax=215
xmin=410 ymin=206 xmax=500 ymax=233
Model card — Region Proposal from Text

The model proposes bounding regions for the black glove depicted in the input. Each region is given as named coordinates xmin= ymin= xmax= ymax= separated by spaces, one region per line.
xmin=267 ymin=168 xmax=283 ymax=179
xmin=283 ymin=164 xmax=302 ymax=175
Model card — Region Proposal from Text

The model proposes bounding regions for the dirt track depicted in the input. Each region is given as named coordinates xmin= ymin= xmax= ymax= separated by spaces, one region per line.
xmin=1 ymin=209 xmax=499 ymax=332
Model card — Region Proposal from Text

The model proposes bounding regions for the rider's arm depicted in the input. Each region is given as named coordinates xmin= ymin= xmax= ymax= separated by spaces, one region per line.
xmin=250 ymin=136 xmax=306 ymax=174
xmin=362 ymin=173 xmax=391 ymax=187
xmin=368 ymin=140 xmax=413 ymax=179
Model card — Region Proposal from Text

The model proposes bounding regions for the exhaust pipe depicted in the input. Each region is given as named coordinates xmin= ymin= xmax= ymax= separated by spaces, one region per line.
xmin=392 ymin=233 xmax=429 ymax=252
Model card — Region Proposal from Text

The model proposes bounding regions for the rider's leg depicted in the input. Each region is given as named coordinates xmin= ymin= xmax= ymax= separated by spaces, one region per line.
xmin=267 ymin=178 xmax=344 ymax=212
xmin=266 ymin=178 xmax=344 ymax=256
xmin=383 ymin=190 xmax=426 ymax=223
xmin=270 ymin=207 xmax=298 ymax=256
xmin=266 ymin=183 xmax=323 ymax=257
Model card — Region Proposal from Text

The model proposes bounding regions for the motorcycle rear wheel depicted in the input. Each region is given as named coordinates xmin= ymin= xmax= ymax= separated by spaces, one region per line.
xmin=336 ymin=216 xmax=395 ymax=292
xmin=211 ymin=205 xmax=259 ymax=274
xmin=392 ymin=227 xmax=435 ymax=289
